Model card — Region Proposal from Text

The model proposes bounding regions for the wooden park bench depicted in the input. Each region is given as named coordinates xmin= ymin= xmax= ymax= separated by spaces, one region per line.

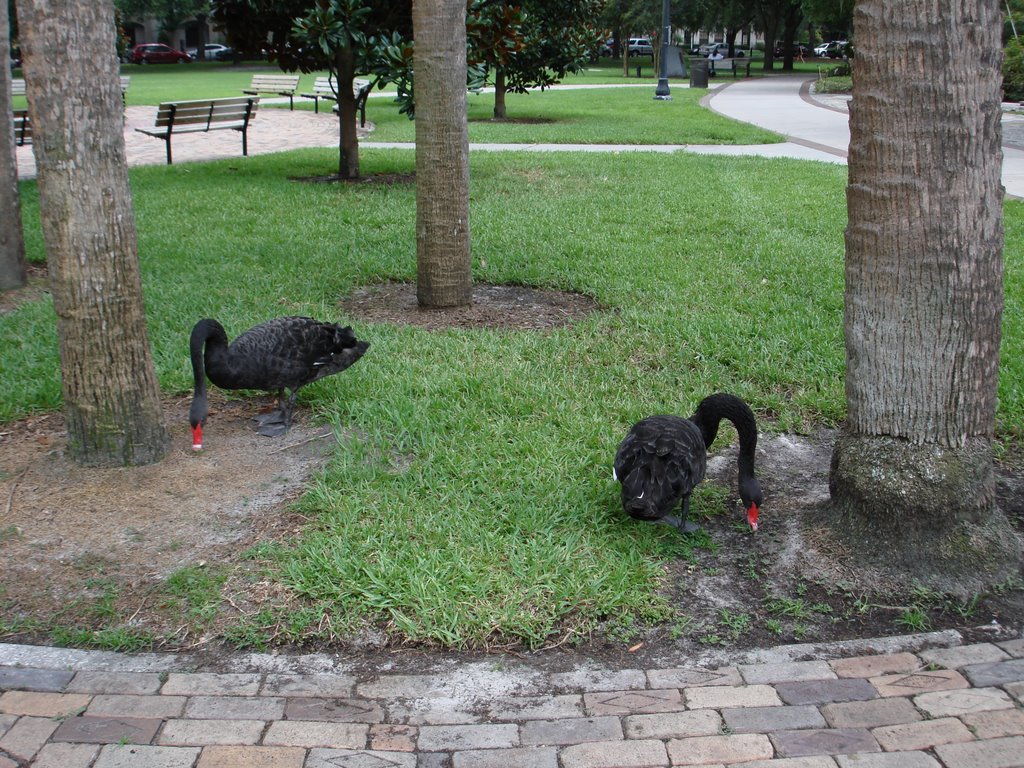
xmin=12 ymin=76 xmax=131 ymax=103
xmin=301 ymin=77 xmax=372 ymax=126
xmin=242 ymin=74 xmax=301 ymax=110
xmin=135 ymin=96 xmax=259 ymax=164
xmin=12 ymin=109 xmax=31 ymax=146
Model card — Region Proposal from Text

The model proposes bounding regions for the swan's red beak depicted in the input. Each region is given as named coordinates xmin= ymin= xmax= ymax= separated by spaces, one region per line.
xmin=747 ymin=502 xmax=759 ymax=531
xmin=191 ymin=424 xmax=203 ymax=451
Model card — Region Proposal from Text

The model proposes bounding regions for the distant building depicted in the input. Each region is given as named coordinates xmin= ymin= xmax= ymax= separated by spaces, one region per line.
xmin=120 ymin=13 xmax=222 ymax=53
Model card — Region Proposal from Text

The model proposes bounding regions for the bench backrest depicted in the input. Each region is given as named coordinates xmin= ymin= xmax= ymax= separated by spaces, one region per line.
xmin=311 ymin=76 xmax=371 ymax=97
xmin=12 ymin=109 xmax=31 ymax=145
xmin=12 ymin=76 xmax=128 ymax=96
xmin=154 ymin=97 xmax=258 ymax=129
xmin=246 ymin=74 xmax=300 ymax=93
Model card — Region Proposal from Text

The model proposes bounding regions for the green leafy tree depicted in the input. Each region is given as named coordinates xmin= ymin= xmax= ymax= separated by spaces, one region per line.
xmin=468 ymin=0 xmax=603 ymax=119
xmin=754 ymin=0 xmax=803 ymax=70
xmin=801 ymin=0 xmax=851 ymax=41
xmin=212 ymin=0 xmax=411 ymax=178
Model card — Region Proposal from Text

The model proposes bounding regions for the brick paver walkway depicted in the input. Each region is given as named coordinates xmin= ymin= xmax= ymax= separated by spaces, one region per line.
xmin=14 ymin=105 xmax=354 ymax=180
xmin=2 ymin=633 xmax=1022 ymax=767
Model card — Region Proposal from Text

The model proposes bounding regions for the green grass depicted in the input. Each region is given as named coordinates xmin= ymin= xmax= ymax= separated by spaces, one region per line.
xmin=4 ymin=136 xmax=1023 ymax=647
xmin=365 ymin=86 xmax=781 ymax=145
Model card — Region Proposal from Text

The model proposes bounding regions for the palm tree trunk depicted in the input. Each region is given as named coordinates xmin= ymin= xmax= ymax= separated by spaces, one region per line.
xmin=413 ymin=0 xmax=472 ymax=308
xmin=829 ymin=0 xmax=1020 ymax=588
xmin=17 ymin=0 xmax=169 ymax=466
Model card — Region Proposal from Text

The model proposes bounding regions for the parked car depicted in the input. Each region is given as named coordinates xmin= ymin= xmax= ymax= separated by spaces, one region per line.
xmin=186 ymin=43 xmax=231 ymax=60
xmin=822 ymin=40 xmax=849 ymax=58
xmin=129 ymin=43 xmax=192 ymax=65
xmin=702 ymin=43 xmax=748 ymax=58
xmin=814 ymin=42 xmax=831 ymax=57
xmin=773 ymin=43 xmax=810 ymax=58
xmin=627 ymin=37 xmax=654 ymax=57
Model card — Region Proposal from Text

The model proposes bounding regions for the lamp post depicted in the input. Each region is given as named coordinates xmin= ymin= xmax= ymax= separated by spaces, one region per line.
xmin=654 ymin=0 xmax=671 ymax=100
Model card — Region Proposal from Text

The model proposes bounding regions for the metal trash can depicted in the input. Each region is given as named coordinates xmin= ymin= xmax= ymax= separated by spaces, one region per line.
xmin=689 ymin=58 xmax=709 ymax=89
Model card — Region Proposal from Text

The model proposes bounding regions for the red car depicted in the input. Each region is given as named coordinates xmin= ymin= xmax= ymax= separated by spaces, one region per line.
xmin=130 ymin=43 xmax=192 ymax=65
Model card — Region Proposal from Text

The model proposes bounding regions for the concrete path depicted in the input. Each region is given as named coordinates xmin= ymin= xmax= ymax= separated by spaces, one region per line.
xmin=2 ymin=631 xmax=1023 ymax=767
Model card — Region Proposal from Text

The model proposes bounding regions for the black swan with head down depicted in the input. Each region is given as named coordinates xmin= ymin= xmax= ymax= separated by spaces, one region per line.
xmin=613 ymin=393 xmax=762 ymax=533
xmin=189 ymin=317 xmax=369 ymax=449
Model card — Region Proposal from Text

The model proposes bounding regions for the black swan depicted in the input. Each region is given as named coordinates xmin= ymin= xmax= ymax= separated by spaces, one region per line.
xmin=613 ymin=393 xmax=762 ymax=533
xmin=189 ymin=317 xmax=370 ymax=448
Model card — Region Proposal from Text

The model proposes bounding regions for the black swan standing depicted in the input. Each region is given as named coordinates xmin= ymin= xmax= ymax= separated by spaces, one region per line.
xmin=189 ymin=317 xmax=370 ymax=449
xmin=613 ymin=393 xmax=762 ymax=533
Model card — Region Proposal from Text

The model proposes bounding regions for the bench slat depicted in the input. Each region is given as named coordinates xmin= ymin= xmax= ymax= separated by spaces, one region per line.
xmin=243 ymin=75 xmax=300 ymax=108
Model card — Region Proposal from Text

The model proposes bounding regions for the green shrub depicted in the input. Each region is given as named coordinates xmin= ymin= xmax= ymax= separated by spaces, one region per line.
xmin=1004 ymin=39 xmax=1024 ymax=102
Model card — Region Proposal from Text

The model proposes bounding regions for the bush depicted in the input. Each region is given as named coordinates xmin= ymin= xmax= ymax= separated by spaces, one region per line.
xmin=1004 ymin=39 xmax=1024 ymax=102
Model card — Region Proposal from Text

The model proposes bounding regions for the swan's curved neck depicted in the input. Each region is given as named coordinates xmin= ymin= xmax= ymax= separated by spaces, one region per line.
xmin=691 ymin=393 xmax=758 ymax=476
xmin=188 ymin=319 xmax=227 ymax=448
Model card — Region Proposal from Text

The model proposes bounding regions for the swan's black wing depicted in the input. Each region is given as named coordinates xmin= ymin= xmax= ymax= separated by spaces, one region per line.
xmin=614 ymin=415 xmax=707 ymax=521
xmin=224 ymin=317 xmax=368 ymax=391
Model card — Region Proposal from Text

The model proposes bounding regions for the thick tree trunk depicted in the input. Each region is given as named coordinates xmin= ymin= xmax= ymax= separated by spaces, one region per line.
xmin=0 ymin=0 xmax=27 ymax=291
xmin=829 ymin=0 xmax=1020 ymax=589
xmin=413 ymin=0 xmax=472 ymax=308
xmin=17 ymin=0 xmax=169 ymax=466
xmin=334 ymin=47 xmax=360 ymax=179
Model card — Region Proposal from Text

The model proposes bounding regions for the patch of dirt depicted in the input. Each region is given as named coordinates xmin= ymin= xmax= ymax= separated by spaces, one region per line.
xmin=0 ymin=393 xmax=336 ymax=642
xmin=290 ymin=172 xmax=416 ymax=185
xmin=340 ymin=281 xmax=602 ymax=331
xmin=1 ymin=281 xmax=1022 ymax=656
xmin=0 ymin=264 xmax=49 ymax=315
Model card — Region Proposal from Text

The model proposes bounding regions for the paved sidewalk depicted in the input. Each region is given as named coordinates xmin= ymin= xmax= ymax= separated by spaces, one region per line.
xmin=1 ymin=630 xmax=1023 ymax=767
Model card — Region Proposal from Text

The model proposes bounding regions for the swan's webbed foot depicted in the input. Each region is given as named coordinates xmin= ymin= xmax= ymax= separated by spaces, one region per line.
xmin=253 ymin=389 xmax=297 ymax=437
xmin=255 ymin=418 xmax=290 ymax=437
xmin=253 ymin=408 xmax=290 ymax=437
xmin=654 ymin=515 xmax=701 ymax=534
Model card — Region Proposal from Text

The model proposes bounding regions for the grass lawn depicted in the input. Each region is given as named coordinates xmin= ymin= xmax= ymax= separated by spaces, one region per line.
xmin=4 ymin=141 xmax=1022 ymax=647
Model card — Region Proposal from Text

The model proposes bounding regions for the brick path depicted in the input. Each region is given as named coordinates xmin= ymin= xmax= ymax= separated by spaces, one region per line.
xmin=14 ymin=105 xmax=353 ymax=180
xmin=2 ymin=633 xmax=1022 ymax=767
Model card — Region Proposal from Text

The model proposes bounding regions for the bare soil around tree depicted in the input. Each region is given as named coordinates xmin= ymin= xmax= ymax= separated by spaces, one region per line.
xmin=1 ymin=282 xmax=1022 ymax=658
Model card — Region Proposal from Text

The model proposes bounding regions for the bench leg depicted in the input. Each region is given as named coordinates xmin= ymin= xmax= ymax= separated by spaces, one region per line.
xmin=165 ymin=136 xmax=172 ymax=165
xmin=314 ymin=97 xmax=319 ymax=114
xmin=288 ymin=94 xmax=293 ymax=110
xmin=241 ymin=127 xmax=248 ymax=157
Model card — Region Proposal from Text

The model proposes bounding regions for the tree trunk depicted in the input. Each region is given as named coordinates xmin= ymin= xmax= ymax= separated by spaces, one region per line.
xmin=493 ymin=66 xmax=507 ymax=119
xmin=333 ymin=47 xmax=360 ymax=179
xmin=17 ymin=0 xmax=170 ymax=466
xmin=0 ymin=0 xmax=27 ymax=291
xmin=413 ymin=0 xmax=472 ymax=308
xmin=829 ymin=0 xmax=1020 ymax=590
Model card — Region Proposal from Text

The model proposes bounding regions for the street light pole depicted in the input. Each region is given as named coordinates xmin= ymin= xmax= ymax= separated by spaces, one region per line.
xmin=654 ymin=0 xmax=671 ymax=100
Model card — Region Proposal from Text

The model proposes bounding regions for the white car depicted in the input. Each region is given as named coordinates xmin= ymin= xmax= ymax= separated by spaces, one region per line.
xmin=628 ymin=38 xmax=654 ymax=57
xmin=187 ymin=43 xmax=231 ymax=60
